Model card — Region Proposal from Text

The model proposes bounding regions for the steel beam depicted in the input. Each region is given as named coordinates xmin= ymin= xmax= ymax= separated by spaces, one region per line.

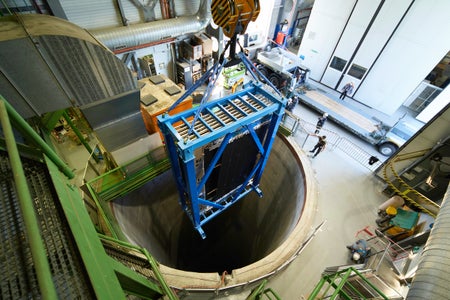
xmin=0 ymin=98 xmax=58 ymax=300
xmin=0 ymin=95 xmax=74 ymax=178
xmin=158 ymin=81 xmax=286 ymax=238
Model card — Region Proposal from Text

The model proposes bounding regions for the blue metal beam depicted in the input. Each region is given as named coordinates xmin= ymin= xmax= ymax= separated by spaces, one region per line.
xmin=158 ymin=77 xmax=286 ymax=238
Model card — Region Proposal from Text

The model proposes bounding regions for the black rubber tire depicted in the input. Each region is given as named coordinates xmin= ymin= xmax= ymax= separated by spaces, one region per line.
xmin=257 ymin=65 xmax=269 ymax=82
xmin=378 ymin=142 xmax=398 ymax=156
xmin=268 ymin=73 xmax=282 ymax=88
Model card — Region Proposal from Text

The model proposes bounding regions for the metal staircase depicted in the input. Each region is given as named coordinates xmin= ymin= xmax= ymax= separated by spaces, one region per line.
xmin=312 ymin=228 xmax=410 ymax=300
xmin=308 ymin=267 xmax=398 ymax=300
xmin=0 ymin=151 xmax=96 ymax=299
xmin=0 ymin=96 xmax=177 ymax=299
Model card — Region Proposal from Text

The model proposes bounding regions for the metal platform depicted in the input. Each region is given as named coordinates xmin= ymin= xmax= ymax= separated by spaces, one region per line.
xmin=0 ymin=95 xmax=177 ymax=299
xmin=158 ymin=81 xmax=285 ymax=238
xmin=0 ymin=151 xmax=95 ymax=299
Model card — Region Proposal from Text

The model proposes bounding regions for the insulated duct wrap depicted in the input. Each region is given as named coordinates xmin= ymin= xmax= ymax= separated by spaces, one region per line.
xmin=90 ymin=0 xmax=211 ymax=51
xmin=407 ymin=184 xmax=450 ymax=299
xmin=0 ymin=14 xmax=137 ymax=118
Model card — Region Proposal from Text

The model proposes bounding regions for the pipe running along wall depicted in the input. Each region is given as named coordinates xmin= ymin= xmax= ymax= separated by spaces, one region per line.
xmin=406 ymin=184 xmax=450 ymax=299
xmin=90 ymin=0 xmax=211 ymax=51
xmin=111 ymin=135 xmax=318 ymax=293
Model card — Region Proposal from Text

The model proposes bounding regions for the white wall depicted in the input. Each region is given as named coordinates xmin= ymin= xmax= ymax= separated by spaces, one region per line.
xmin=356 ymin=0 xmax=450 ymax=115
xmin=246 ymin=0 xmax=275 ymax=45
xmin=299 ymin=0 xmax=450 ymax=116
xmin=321 ymin=0 xmax=380 ymax=89
xmin=298 ymin=0 xmax=356 ymax=80
xmin=337 ymin=0 xmax=413 ymax=93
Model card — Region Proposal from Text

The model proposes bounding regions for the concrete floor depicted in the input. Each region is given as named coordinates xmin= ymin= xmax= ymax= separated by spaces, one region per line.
xmin=264 ymin=83 xmax=414 ymax=299
xmin=265 ymin=102 xmax=394 ymax=299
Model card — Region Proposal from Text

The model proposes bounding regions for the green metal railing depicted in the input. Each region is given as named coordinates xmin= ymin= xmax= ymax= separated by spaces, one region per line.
xmin=99 ymin=234 xmax=178 ymax=300
xmin=0 ymin=98 xmax=58 ymax=299
xmin=308 ymin=267 xmax=388 ymax=300
xmin=0 ymin=96 xmax=74 ymax=179
xmin=87 ymin=146 xmax=170 ymax=202
xmin=247 ymin=280 xmax=281 ymax=300
xmin=0 ymin=94 xmax=176 ymax=299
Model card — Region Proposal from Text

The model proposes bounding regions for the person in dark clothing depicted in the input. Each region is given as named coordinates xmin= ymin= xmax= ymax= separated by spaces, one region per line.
xmin=309 ymin=135 xmax=327 ymax=158
xmin=286 ymin=95 xmax=298 ymax=112
xmin=339 ymin=82 xmax=354 ymax=100
xmin=315 ymin=113 xmax=328 ymax=134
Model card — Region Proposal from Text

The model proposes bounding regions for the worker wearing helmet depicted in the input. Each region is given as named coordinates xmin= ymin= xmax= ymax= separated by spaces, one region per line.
xmin=315 ymin=112 xmax=328 ymax=133
xmin=347 ymin=239 xmax=371 ymax=264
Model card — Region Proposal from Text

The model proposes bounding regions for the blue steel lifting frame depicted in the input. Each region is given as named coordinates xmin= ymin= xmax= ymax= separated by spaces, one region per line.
xmin=158 ymin=48 xmax=286 ymax=238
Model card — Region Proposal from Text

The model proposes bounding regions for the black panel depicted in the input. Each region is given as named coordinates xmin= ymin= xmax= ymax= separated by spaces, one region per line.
xmin=204 ymin=123 xmax=269 ymax=201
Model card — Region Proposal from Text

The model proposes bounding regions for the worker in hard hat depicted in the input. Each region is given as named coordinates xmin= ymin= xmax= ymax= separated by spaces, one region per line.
xmin=315 ymin=112 xmax=328 ymax=133
xmin=347 ymin=239 xmax=371 ymax=264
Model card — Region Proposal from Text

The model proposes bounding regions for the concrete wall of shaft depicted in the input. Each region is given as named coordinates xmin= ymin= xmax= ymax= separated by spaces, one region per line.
xmin=112 ymin=135 xmax=318 ymax=292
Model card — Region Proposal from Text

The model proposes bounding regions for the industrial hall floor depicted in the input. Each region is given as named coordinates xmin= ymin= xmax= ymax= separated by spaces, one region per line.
xmin=53 ymin=80 xmax=414 ymax=299
xmin=265 ymin=82 xmax=414 ymax=299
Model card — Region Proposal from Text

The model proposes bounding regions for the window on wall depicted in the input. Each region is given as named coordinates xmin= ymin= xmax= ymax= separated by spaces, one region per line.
xmin=330 ymin=56 xmax=347 ymax=71
xmin=348 ymin=64 xmax=367 ymax=80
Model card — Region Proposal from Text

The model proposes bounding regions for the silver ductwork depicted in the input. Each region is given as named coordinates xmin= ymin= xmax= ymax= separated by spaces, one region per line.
xmin=406 ymin=183 xmax=450 ymax=299
xmin=90 ymin=0 xmax=211 ymax=51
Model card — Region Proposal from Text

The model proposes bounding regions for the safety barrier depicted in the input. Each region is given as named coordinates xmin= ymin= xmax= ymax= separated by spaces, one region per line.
xmin=281 ymin=111 xmax=440 ymax=218
xmin=86 ymin=146 xmax=170 ymax=202
xmin=281 ymin=112 xmax=383 ymax=171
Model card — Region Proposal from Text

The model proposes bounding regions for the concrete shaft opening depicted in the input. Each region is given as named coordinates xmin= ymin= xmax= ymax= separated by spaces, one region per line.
xmin=112 ymin=135 xmax=317 ymax=290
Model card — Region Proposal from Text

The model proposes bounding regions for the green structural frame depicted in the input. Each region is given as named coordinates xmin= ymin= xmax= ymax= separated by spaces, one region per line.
xmin=0 ymin=95 xmax=178 ymax=299
xmin=308 ymin=267 xmax=389 ymax=300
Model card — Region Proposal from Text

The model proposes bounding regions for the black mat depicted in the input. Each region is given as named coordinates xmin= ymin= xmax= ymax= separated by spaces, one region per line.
xmin=140 ymin=94 xmax=158 ymax=106
xmin=164 ymin=85 xmax=181 ymax=96
xmin=149 ymin=75 xmax=165 ymax=85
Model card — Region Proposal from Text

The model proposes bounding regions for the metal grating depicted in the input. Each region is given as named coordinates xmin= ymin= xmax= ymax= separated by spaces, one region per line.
xmin=173 ymin=92 xmax=273 ymax=141
xmin=0 ymin=151 xmax=94 ymax=299
xmin=102 ymin=241 xmax=157 ymax=281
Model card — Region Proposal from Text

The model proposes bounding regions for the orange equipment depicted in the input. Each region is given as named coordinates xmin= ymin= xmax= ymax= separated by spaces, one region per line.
xmin=211 ymin=0 xmax=260 ymax=38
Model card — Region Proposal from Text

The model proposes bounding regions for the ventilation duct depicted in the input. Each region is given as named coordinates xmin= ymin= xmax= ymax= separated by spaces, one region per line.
xmin=406 ymin=183 xmax=450 ymax=299
xmin=90 ymin=0 xmax=211 ymax=51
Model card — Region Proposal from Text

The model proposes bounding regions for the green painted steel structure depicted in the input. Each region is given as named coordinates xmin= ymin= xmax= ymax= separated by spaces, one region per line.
xmin=0 ymin=95 xmax=177 ymax=299
xmin=0 ymin=99 xmax=58 ymax=299
xmin=308 ymin=267 xmax=389 ymax=300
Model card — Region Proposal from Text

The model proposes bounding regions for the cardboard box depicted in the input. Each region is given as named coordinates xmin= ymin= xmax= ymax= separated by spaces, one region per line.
xmin=182 ymin=40 xmax=202 ymax=60
xmin=193 ymin=33 xmax=213 ymax=56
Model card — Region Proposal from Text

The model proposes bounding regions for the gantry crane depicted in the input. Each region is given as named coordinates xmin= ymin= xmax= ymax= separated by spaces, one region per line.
xmin=158 ymin=0 xmax=287 ymax=238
